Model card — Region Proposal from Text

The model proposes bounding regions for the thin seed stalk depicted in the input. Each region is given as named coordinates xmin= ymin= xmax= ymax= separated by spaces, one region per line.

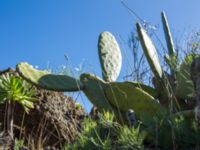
xmin=5 ymin=100 xmax=15 ymax=139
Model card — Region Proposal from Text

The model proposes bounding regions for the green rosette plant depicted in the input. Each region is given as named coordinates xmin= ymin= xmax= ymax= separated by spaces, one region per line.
xmin=0 ymin=72 xmax=36 ymax=139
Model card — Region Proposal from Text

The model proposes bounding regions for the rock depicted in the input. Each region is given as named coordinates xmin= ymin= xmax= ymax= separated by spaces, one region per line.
xmin=89 ymin=106 xmax=100 ymax=120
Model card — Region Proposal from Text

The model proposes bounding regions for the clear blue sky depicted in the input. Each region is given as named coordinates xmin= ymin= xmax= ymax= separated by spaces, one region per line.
xmin=1 ymin=0 xmax=200 ymax=112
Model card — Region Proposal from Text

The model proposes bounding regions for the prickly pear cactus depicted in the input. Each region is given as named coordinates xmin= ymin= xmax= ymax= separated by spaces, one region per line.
xmin=17 ymin=62 xmax=83 ymax=91
xmin=136 ymin=23 xmax=163 ymax=83
xmin=80 ymin=73 xmax=113 ymax=110
xmin=136 ymin=12 xmax=200 ymax=109
xmin=98 ymin=32 xmax=122 ymax=82
xmin=161 ymin=11 xmax=175 ymax=58
xmin=18 ymin=19 xmax=198 ymax=133
xmin=161 ymin=11 xmax=177 ymax=77
xmin=129 ymin=82 xmax=158 ymax=98
xmin=105 ymin=82 xmax=165 ymax=118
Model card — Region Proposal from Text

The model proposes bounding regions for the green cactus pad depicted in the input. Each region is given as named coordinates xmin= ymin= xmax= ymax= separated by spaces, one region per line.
xmin=80 ymin=73 xmax=113 ymax=110
xmin=98 ymin=31 xmax=122 ymax=82
xmin=161 ymin=12 xmax=177 ymax=77
xmin=17 ymin=62 xmax=83 ymax=91
xmin=161 ymin=11 xmax=175 ymax=57
xmin=175 ymin=55 xmax=197 ymax=99
xmin=105 ymin=82 xmax=165 ymax=118
xmin=136 ymin=23 xmax=163 ymax=82
xmin=128 ymin=82 xmax=158 ymax=98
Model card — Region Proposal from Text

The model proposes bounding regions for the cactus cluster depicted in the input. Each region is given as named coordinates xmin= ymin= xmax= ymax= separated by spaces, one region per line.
xmin=14 ymin=11 xmax=200 ymax=148
xmin=17 ymin=34 xmax=165 ymax=123
xmin=16 ymin=12 xmax=198 ymax=127
xmin=137 ymin=12 xmax=199 ymax=108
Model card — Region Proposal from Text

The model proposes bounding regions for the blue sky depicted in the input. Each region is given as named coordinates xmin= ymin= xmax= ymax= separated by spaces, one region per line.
xmin=1 ymin=0 xmax=200 ymax=112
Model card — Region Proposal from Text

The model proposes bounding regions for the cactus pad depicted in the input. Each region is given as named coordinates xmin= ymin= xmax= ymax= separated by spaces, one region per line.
xmin=130 ymin=82 xmax=158 ymax=98
xmin=162 ymin=12 xmax=177 ymax=77
xmin=98 ymin=31 xmax=122 ymax=82
xmin=105 ymin=82 xmax=165 ymax=118
xmin=136 ymin=23 xmax=163 ymax=82
xmin=161 ymin=11 xmax=175 ymax=57
xmin=17 ymin=62 xmax=83 ymax=91
xmin=80 ymin=73 xmax=113 ymax=110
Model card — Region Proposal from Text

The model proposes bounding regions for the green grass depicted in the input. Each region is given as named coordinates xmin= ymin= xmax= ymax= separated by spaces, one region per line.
xmin=63 ymin=111 xmax=145 ymax=150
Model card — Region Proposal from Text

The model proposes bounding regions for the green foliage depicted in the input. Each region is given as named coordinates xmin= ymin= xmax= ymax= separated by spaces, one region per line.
xmin=0 ymin=73 xmax=37 ymax=140
xmin=175 ymin=54 xmax=199 ymax=99
xmin=164 ymin=54 xmax=177 ymax=74
xmin=75 ymin=102 xmax=82 ymax=110
xmin=0 ymin=73 xmax=36 ymax=113
xmin=142 ymin=113 xmax=200 ymax=149
xmin=117 ymin=126 xmax=145 ymax=150
xmin=63 ymin=112 xmax=145 ymax=150
xmin=14 ymin=139 xmax=25 ymax=150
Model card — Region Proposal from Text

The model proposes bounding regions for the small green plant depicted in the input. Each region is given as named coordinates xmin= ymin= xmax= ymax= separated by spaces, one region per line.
xmin=141 ymin=112 xmax=200 ymax=149
xmin=0 ymin=73 xmax=36 ymax=140
xmin=63 ymin=111 xmax=145 ymax=150
xmin=14 ymin=139 xmax=25 ymax=150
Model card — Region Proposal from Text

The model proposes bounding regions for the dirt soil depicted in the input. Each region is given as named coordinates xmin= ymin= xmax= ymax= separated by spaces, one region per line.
xmin=0 ymin=87 xmax=86 ymax=148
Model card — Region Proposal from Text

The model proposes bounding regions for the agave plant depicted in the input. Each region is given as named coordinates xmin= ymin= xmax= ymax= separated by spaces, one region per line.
xmin=0 ymin=72 xmax=36 ymax=140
